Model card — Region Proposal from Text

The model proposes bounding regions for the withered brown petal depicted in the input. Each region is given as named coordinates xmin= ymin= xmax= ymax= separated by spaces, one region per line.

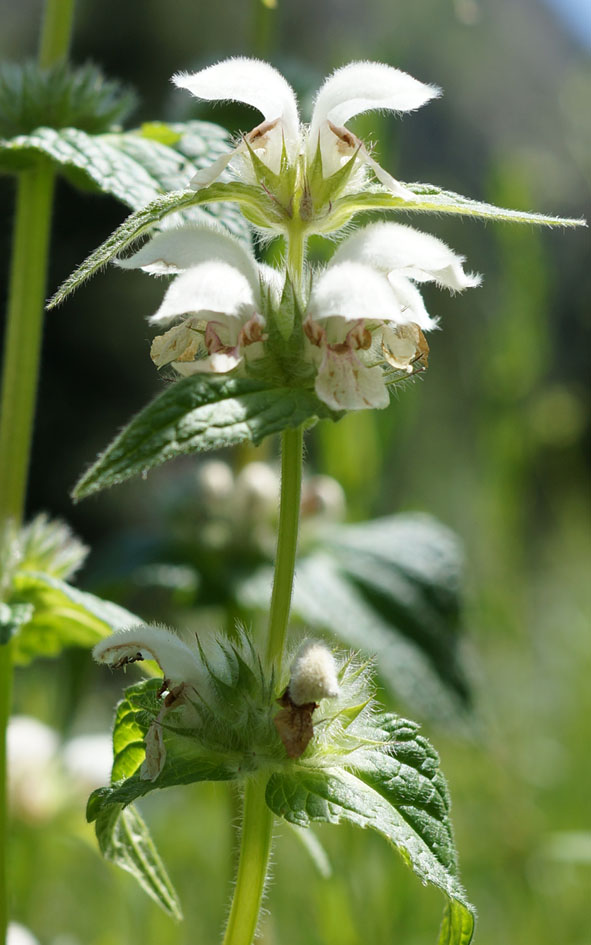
xmin=274 ymin=695 xmax=317 ymax=759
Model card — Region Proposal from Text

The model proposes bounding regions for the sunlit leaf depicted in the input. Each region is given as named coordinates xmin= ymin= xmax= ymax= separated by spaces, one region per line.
xmin=73 ymin=376 xmax=339 ymax=501
xmin=327 ymin=183 xmax=586 ymax=230
xmin=47 ymin=178 xmax=278 ymax=309
xmin=9 ymin=571 xmax=138 ymax=664
xmin=266 ymin=712 xmax=475 ymax=944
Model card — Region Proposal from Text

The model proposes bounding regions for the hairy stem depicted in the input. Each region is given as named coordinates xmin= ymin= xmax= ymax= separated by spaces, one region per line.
xmin=221 ymin=778 xmax=274 ymax=945
xmin=0 ymin=4 xmax=77 ymax=941
xmin=222 ymin=424 xmax=303 ymax=945
xmin=265 ymin=425 xmax=304 ymax=670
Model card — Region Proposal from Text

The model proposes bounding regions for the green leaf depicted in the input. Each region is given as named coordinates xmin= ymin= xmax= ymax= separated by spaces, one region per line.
xmin=0 ymin=601 xmax=34 ymax=645
xmin=47 ymin=178 xmax=276 ymax=309
xmin=265 ymin=712 xmax=475 ymax=945
xmin=9 ymin=571 xmax=139 ymax=664
xmin=87 ymin=678 xmax=241 ymax=821
xmin=94 ymin=802 xmax=183 ymax=920
xmin=72 ymin=375 xmax=339 ymax=501
xmin=328 ymin=183 xmax=586 ymax=230
xmin=0 ymin=121 xmax=248 ymax=233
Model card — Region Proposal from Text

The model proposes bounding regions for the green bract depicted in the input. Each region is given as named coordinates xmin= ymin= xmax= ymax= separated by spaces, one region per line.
xmin=89 ymin=631 xmax=475 ymax=942
xmin=0 ymin=61 xmax=136 ymax=137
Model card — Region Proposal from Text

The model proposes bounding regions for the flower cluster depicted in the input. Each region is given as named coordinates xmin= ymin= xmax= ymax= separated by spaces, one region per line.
xmin=93 ymin=626 xmax=365 ymax=775
xmin=117 ymin=58 xmax=480 ymax=411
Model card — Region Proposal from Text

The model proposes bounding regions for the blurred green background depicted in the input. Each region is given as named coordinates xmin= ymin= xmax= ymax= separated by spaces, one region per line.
xmin=1 ymin=0 xmax=590 ymax=942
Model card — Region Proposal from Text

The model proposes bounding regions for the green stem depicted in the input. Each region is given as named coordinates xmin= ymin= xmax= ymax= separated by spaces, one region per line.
xmin=0 ymin=166 xmax=56 ymax=525
xmin=0 ymin=5 xmax=77 ymax=940
xmin=265 ymin=425 xmax=304 ymax=670
xmin=0 ymin=159 xmax=56 ymax=945
xmin=222 ymin=427 xmax=304 ymax=945
xmin=221 ymin=778 xmax=274 ymax=945
xmin=38 ymin=0 xmax=77 ymax=67
xmin=286 ymin=224 xmax=306 ymax=293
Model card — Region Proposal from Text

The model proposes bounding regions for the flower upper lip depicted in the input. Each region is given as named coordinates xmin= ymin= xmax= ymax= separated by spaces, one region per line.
xmin=171 ymin=57 xmax=440 ymax=196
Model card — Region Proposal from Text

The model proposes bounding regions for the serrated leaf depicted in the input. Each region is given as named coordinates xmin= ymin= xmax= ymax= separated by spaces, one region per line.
xmin=328 ymin=183 xmax=585 ymax=230
xmin=87 ymin=678 xmax=241 ymax=821
xmin=9 ymin=571 xmax=139 ymax=664
xmin=265 ymin=712 xmax=475 ymax=944
xmin=47 ymin=178 xmax=276 ymax=308
xmin=94 ymin=802 xmax=182 ymax=920
xmin=0 ymin=122 xmax=250 ymax=237
xmin=73 ymin=375 xmax=339 ymax=501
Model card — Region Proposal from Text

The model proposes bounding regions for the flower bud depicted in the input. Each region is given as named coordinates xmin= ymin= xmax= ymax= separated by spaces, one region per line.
xmin=288 ymin=641 xmax=340 ymax=707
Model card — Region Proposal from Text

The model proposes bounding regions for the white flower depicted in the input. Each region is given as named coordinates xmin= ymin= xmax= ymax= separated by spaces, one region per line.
xmin=8 ymin=924 xmax=40 ymax=945
xmin=118 ymin=224 xmax=271 ymax=376
xmin=94 ymin=624 xmax=207 ymax=781
xmin=304 ymin=222 xmax=480 ymax=411
xmin=172 ymin=57 xmax=438 ymax=199
xmin=307 ymin=61 xmax=440 ymax=198
xmin=288 ymin=641 xmax=340 ymax=707
xmin=7 ymin=716 xmax=61 ymax=821
xmin=93 ymin=624 xmax=205 ymax=690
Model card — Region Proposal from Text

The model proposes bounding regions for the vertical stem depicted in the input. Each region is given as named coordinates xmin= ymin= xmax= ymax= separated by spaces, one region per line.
xmin=0 ymin=5 xmax=77 ymax=941
xmin=0 ymin=166 xmax=56 ymax=524
xmin=265 ymin=426 xmax=304 ymax=670
xmin=221 ymin=778 xmax=274 ymax=945
xmin=0 ymin=163 xmax=56 ymax=945
xmin=286 ymin=224 xmax=306 ymax=294
xmin=223 ymin=426 xmax=304 ymax=945
xmin=38 ymin=0 xmax=77 ymax=67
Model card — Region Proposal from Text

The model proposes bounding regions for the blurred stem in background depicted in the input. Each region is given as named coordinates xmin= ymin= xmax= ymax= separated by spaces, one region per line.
xmin=251 ymin=0 xmax=278 ymax=60
xmin=0 ymin=1 xmax=77 ymax=940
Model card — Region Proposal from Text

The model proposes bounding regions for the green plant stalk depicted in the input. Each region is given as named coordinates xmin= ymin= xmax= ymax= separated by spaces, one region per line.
xmin=286 ymin=223 xmax=306 ymax=293
xmin=223 ymin=335 xmax=305 ymax=945
xmin=0 ymin=3 xmax=77 ymax=940
xmin=0 ymin=165 xmax=56 ymax=526
xmin=0 ymin=161 xmax=56 ymax=945
xmin=221 ymin=777 xmax=274 ymax=945
xmin=38 ymin=0 xmax=77 ymax=67
xmin=265 ymin=425 xmax=304 ymax=670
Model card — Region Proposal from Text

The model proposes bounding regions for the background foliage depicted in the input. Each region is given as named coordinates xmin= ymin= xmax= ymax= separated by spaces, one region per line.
xmin=1 ymin=0 xmax=589 ymax=942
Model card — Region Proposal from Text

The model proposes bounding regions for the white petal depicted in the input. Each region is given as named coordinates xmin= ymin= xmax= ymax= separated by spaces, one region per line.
xmin=173 ymin=58 xmax=300 ymax=160
xmin=173 ymin=350 xmax=242 ymax=376
xmin=309 ymin=61 xmax=440 ymax=147
xmin=190 ymin=147 xmax=237 ymax=188
xmin=315 ymin=346 xmax=389 ymax=411
xmin=117 ymin=225 xmax=259 ymax=282
xmin=308 ymin=262 xmax=404 ymax=324
xmin=332 ymin=222 xmax=481 ymax=291
xmin=150 ymin=317 xmax=203 ymax=368
xmin=149 ymin=260 xmax=257 ymax=326
xmin=93 ymin=625 xmax=204 ymax=690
